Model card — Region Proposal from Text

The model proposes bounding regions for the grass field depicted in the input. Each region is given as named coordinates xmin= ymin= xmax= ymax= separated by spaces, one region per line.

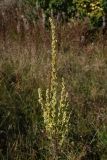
xmin=0 ymin=16 xmax=107 ymax=159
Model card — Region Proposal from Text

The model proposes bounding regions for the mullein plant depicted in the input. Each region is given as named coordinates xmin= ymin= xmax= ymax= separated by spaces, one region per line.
xmin=38 ymin=18 xmax=70 ymax=155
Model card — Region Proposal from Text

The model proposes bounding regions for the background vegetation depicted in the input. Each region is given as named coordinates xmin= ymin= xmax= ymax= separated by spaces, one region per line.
xmin=22 ymin=0 xmax=107 ymax=27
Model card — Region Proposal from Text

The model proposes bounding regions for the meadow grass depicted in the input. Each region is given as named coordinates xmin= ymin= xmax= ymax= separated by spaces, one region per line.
xmin=0 ymin=17 xmax=107 ymax=159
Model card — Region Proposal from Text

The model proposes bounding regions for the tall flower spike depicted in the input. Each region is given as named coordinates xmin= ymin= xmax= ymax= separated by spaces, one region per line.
xmin=49 ymin=18 xmax=57 ymax=93
xmin=38 ymin=18 xmax=70 ymax=157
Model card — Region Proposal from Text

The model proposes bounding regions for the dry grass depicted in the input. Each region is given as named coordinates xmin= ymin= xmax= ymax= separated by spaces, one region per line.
xmin=0 ymin=10 xmax=107 ymax=159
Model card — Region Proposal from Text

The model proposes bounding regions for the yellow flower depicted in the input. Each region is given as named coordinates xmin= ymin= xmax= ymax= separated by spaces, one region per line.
xmin=38 ymin=17 xmax=69 ymax=149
